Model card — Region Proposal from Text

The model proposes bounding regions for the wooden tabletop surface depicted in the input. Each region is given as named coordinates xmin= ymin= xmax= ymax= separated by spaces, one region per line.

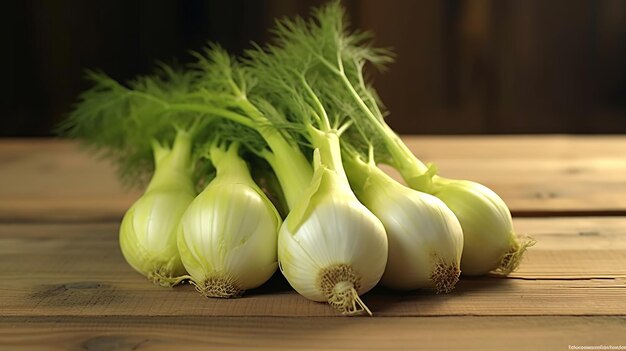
xmin=1 ymin=136 xmax=625 ymax=350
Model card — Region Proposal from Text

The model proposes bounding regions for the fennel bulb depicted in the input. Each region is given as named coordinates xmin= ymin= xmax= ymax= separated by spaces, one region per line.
xmin=119 ymin=131 xmax=195 ymax=286
xmin=432 ymin=178 xmax=534 ymax=275
xmin=177 ymin=143 xmax=281 ymax=297
xmin=343 ymin=154 xmax=463 ymax=292
xmin=276 ymin=131 xmax=388 ymax=315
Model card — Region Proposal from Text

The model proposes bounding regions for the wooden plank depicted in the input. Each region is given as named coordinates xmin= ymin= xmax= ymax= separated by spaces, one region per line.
xmin=4 ymin=276 xmax=625 ymax=317
xmin=2 ymin=316 xmax=625 ymax=351
xmin=0 ymin=139 xmax=140 ymax=222
xmin=2 ymin=136 xmax=626 ymax=221
xmin=509 ymin=217 xmax=626 ymax=279
xmin=1 ymin=217 xmax=625 ymax=318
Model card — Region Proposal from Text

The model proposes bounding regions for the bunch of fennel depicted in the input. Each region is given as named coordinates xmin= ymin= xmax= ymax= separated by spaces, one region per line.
xmin=61 ymin=67 xmax=283 ymax=295
xmin=244 ymin=36 xmax=462 ymax=294
xmin=189 ymin=47 xmax=389 ymax=314
xmin=60 ymin=1 xmax=536 ymax=316
xmin=266 ymin=2 xmax=534 ymax=276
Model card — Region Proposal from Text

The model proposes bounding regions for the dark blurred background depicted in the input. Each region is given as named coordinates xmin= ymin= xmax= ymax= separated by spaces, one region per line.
xmin=3 ymin=0 xmax=626 ymax=136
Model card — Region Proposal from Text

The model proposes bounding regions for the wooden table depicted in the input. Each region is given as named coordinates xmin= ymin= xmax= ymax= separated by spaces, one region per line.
xmin=1 ymin=136 xmax=625 ymax=350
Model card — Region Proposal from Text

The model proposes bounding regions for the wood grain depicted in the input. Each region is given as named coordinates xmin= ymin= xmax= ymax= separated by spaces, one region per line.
xmin=2 ymin=137 xmax=626 ymax=350
xmin=2 ymin=136 xmax=626 ymax=222
xmin=0 ymin=139 xmax=140 ymax=222
xmin=2 ymin=316 xmax=625 ymax=351
xmin=1 ymin=217 xmax=624 ymax=318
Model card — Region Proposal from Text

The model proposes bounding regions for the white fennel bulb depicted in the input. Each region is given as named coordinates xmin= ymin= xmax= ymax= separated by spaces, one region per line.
xmin=432 ymin=178 xmax=534 ymax=276
xmin=119 ymin=131 xmax=195 ymax=286
xmin=344 ymin=154 xmax=463 ymax=292
xmin=177 ymin=143 xmax=281 ymax=297
xmin=277 ymin=133 xmax=388 ymax=315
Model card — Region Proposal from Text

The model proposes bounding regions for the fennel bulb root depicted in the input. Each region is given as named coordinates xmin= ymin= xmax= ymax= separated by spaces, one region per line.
xmin=319 ymin=265 xmax=371 ymax=315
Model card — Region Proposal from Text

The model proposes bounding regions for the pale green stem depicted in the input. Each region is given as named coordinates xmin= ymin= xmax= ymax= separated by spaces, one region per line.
xmin=209 ymin=143 xmax=256 ymax=187
xmin=146 ymin=130 xmax=195 ymax=194
xmin=307 ymin=126 xmax=348 ymax=183
xmin=165 ymin=104 xmax=256 ymax=129
xmin=232 ymin=99 xmax=315 ymax=210
xmin=341 ymin=153 xmax=372 ymax=198
xmin=126 ymin=90 xmax=255 ymax=129
xmin=333 ymin=68 xmax=430 ymax=189
xmin=299 ymin=73 xmax=331 ymax=131
xmin=260 ymin=132 xmax=313 ymax=211
xmin=342 ymin=150 xmax=395 ymax=200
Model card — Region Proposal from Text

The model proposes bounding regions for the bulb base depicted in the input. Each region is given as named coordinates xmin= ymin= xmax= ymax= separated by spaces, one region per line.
xmin=318 ymin=264 xmax=372 ymax=316
xmin=496 ymin=235 xmax=536 ymax=275
xmin=147 ymin=266 xmax=186 ymax=288
xmin=431 ymin=260 xmax=461 ymax=294
xmin=190 ymin=275 xmax=243 ymax=298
